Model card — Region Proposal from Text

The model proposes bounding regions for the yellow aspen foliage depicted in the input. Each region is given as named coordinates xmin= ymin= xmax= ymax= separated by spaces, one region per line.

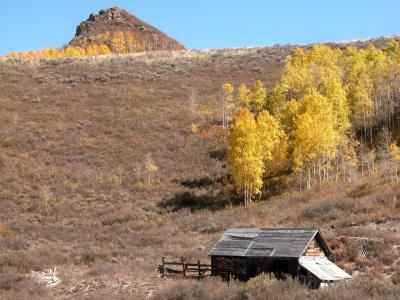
xmin=125 ymin=32 xmax=140 ymax=52
xmin=337 ymin=132 xmax=359 ymax=182
xmin=222 ymin=83 xmax=235 ymax=130
xmin=251 ymin=80 xmax=267 ymax=111
xmin=293 ymin=89 xmax=338 ymax=190
xmin=98 ymin=44 xmax=111 ymax=55
xmin=227 ymin=108 xmax=264 ymax=205
xmin=3 ymin=43 xmax=113 ymax=60
xmin=347 ymin=75 xmax=374 ymax=139
xmin=6 ymin=52 xmax=17 ymax=59
xmin=64 ymin=46 xmax=80 ymax=57
xmin=389 ymin=142 xmax=400 ymax=183
xmin=266 ymin=86 xmax=288 ymax=121
xmin=144 ymin=153 xmax=158 ymax=183
xmin=85 ymin=45 xmax=96 ymax=56
xmin=344 ymin=45 xmax=393 ymax=139
xmin=280 ymin=45 xmax=342 ymax=100
xmin=256 ymin=111 xmax=288 ymax=178
xmin=237 ymin=84 xmax=251 ymax=107
xmin=17 ymin=51 xmax=30 ymax=59
xmin=126 ymin=32 xmax=134 ymax=51
xmin=77 ymin=47 xmax=86 ymax=56
xmin=320 ymin=79 xmax=351 ymax=137
xmin=191 ymin=123 xmax=199 ymax=134
xmin=281 ymin=99 xmax=300 ymax=136
xmin=111 ymin=31 xmax=127 ymax=54
xmin=222 ymin=82 xmax=234 ymax=95
xmin=386 ymin=39 xmax=400 ymax=55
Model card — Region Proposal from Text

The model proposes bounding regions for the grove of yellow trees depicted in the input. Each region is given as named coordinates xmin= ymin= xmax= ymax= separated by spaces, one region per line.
xmin=227 ymin=40 xmax=400 ymax=204
xmin=0 ymin=30 xmax=182 ymax=60
xmin=1 ymin=44 xmax=111 ymax=60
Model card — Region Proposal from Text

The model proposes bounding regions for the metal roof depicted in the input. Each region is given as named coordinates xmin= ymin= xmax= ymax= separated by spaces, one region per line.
xmin=209 ymin=228 xmax=326 ymax=258
xmin=299 ymin=256 xmax=352 ymax=281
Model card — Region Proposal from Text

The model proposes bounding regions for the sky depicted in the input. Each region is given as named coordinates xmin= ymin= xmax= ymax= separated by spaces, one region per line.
xmin=0 ymin=0 xmax=399 ymax=55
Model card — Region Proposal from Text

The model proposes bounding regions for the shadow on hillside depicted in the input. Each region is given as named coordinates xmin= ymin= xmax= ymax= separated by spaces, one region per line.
xmin=159 ymin=191 xmax=243 ymax=212
xmin=209 ymin=148 xmax=226 ymax=161
xmin=181 ymin=177 xmax=215 ymax=189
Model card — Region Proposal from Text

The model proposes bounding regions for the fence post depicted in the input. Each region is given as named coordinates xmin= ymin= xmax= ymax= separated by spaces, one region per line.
xmin=161 ymin=256 xmax=166 ymax=276
xmin=198 ymin=260 xmax=201 ymax=278
xmin=181 ymin=257 xmax=186 ymax=278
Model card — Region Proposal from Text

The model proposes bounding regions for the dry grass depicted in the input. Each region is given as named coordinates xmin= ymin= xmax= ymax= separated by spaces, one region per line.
xmin=0 ymin=220 xmax=10 ymax=237
xmin=1 ymin=43 xmax=400 ymax=298
xmin=154 ymin=274 xmax=400 ymax=300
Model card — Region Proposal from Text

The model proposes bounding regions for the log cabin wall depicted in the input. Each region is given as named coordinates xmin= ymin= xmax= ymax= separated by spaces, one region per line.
xmin=211 ymin=256 xmax=247 ymax=280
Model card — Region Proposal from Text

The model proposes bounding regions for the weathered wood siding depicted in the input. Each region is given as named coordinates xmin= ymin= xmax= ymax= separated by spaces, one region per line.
xmin=211 ymin=256 xmax=247 ymax=280
xmin=305 ymin=238 xmax=325 ymax=257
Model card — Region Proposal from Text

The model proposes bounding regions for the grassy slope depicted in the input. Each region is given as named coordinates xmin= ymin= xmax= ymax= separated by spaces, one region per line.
xmin=0 ymin=43 xmax=399 ymax=299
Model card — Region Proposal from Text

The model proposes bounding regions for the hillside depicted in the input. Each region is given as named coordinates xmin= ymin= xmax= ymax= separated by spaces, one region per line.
xmin=69 ymin=7 xmax=185 ymax=53
xmin=0 ymin=39 xmax=400 ymax=299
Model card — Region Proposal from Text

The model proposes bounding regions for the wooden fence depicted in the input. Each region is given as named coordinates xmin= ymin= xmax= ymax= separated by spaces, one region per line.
xmin=157 ymin=257 xmax=211 ymax=279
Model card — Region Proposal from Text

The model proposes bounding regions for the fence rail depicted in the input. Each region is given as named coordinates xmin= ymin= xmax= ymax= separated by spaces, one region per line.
xmin=157 ymin=257 xmax=211 ymax=279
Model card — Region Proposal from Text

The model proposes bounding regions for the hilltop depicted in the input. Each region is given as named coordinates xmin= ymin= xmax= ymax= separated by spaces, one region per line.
xmin=69 ymin=7 xmax=185 ymax=53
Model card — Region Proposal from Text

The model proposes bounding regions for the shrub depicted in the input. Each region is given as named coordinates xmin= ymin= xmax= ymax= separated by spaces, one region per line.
xmin=0 ymin=252 xmax=37 ymax=273
xmin=301 ymin=198 xmax=355 ymax=221
xmin=392 ymin=271 xmax=400 ymax=285
xmin=0 ymin=266 xmax=47 ymax=299
xmin=152 ymin=277 xmax=243 ymax=300
xmin=243 ymin=274 xmax=309 ymax=300
xmin=313 ymin=280 xmax=400 ymax=300
xmin=348 ymin=183 xmax=372 ymax=199
xmin=81 ymin=252 xmax=96 ymax=265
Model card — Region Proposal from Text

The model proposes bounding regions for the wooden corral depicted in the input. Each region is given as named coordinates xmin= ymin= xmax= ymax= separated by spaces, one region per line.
xmin=157 ymin=257 xmax=211 ymax=279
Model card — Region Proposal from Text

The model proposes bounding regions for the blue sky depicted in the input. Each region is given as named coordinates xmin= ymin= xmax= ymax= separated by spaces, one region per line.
xmin=0 ymin=0 xmax=399 ymax=55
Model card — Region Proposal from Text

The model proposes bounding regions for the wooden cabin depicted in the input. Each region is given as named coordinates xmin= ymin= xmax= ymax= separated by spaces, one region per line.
xmin=209 ymin=228 xmax=351 ymax=288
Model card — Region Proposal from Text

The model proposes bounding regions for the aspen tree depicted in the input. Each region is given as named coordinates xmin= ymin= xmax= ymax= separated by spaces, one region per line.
xmin=237 ymin=84 xmax=251 ymax=107
xmin=221 ymin=83 xmax=234 ymax=130
xmin=111 ymin=31 xmax=127 ymax=54
xmin=98 ymin=44 xmax=112 ymax=55
xmin=281 ymin=99 xmax=299 ymax=138
xmin=251 ymin=80 xmax=267 ymax=111
xmin=256 ymin=111 xmax=288 ymax=179
xmin=320 ymin=79 xmax=351 ymax=137
xmin=366 ymin=148 xmax=376 ymax=180
xmin=6 ymin=52 xmax=17 ymax=59
xmin=280 ymin=45 xmax=342 ymax=100
xmin=144 ymin=153 xmax=158 ymax=183
xmin=267 ymin=86 xmax=288 ymax=121
xmin=292 ymin=89 xmax=338 ymax=190
xmin=377 ymin=127 xmax=391 ymax=179
xmin=389 ymin=142 xmax=400 ymax=183
xmin=227 ymin=108 xmax=263 ymax=205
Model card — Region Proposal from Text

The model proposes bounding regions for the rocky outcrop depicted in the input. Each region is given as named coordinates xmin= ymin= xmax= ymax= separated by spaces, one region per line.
xmin=70 ymin=7 xmax=185 ymax=52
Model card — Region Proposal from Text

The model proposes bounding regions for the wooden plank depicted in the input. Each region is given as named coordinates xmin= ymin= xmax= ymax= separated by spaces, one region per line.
xmin=162 ymin=262 xmax=211 ymax=267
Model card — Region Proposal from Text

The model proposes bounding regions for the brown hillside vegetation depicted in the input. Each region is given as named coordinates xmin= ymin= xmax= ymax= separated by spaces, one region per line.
xmin=0 ymin=41 xmax=400 ymax=299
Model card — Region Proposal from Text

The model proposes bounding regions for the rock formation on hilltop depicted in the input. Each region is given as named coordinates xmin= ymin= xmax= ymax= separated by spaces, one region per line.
xmin=69 ymin=7 xmax=185 ymax=53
